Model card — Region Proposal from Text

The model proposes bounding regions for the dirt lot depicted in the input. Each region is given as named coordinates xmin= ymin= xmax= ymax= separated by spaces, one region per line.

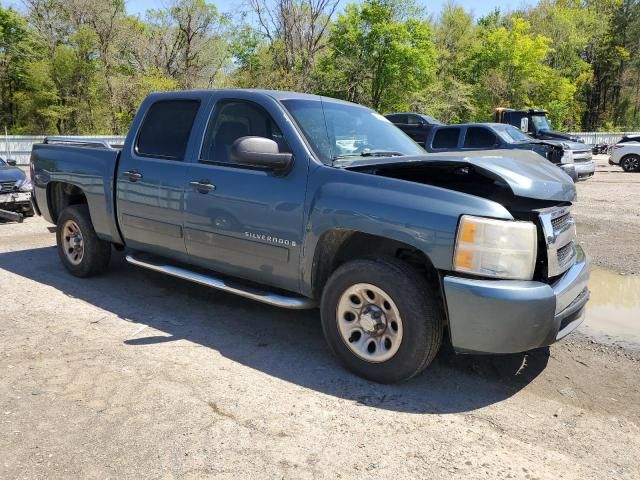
xmin=572 ymin=155 xmax=640 ymax=274
xmin=1 ymin=158 xmax=639 ymax=479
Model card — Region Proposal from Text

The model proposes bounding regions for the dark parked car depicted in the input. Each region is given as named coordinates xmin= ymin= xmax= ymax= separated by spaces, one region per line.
xmin=419 ymin=123 xmax=580 ymax=181
xmin=384 ymin=112 xmax=442 ymax=145
xmin=0 ymin=158 xmax=34 ymax=220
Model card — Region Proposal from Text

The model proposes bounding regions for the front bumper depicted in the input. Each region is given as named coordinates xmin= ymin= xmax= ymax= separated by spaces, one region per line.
xmin=574 ymin=160 xmax=595 ymax=180
xmin=0 ymin=192 xmax=32 ymax=210
xmin=443 ymin=245 xmax=590 ymax=354
xmin=559 ymin=163 xmax=577 ymax=181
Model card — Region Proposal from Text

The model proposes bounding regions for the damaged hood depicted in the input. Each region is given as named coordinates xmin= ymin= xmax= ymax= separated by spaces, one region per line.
xmin=0 ymin=165 xmax=26 ymax=183
xmin=338 ymin=149 xmax=577 ymax=202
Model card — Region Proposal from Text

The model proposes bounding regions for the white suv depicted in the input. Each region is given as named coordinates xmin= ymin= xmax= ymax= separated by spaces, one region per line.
xmin=609 ymin=141 xmax=640 ymax=172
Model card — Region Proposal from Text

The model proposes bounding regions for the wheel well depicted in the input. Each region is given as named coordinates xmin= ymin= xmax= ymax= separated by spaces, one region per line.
xmin=311 ymin=229 xmax=439 ymax=299
xmin=47 ymin=182 xmax=88 ymax=224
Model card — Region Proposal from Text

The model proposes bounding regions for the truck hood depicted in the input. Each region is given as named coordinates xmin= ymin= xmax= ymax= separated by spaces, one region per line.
xmin=338 ymin=149 xmax=576 ymax=202
xmin=536 ymin=129 xmax=584 ymax=144
xmin=0 ymin=166 xmax=26 ymax=183
xmin=540 ymin=138 xmax=588 ymax=151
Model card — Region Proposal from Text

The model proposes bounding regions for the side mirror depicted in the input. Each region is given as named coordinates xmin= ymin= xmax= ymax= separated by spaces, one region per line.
xmin=231 ymin=137 xmax=293 ymax=172
xmin=6 ymin=159 xmax=17 ymax=166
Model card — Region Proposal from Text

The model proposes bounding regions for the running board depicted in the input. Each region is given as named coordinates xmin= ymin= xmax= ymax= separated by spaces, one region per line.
xmin=126 ymin=253 xmax=316 ymax=310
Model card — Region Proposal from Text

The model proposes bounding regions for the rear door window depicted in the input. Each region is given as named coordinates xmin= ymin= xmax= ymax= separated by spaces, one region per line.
xmin=463 ymin=127 xmax=499 ymax=148
xmin=432 ymin=127 xmax=460 ymax=149
xmin=135 ymin=100 xmax=200 ymax=160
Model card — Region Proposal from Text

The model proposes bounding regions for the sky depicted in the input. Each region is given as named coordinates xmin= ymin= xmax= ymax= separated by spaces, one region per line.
xmin=124 ymin=0 xmax=536 ymax=20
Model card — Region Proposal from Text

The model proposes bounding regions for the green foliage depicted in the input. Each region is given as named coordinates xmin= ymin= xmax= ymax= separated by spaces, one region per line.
xmin=316 ymin=0 xmax=436 ymax=111
xmin=1 ymin=0 xmax=640 ymax=133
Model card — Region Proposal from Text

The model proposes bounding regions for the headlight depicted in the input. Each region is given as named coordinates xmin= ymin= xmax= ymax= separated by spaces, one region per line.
xmin=17 ymin=178 xmax=33 ymax=192
xmin=453 ymin=215 xmax=537 ymax=280
xmin=561 ymin=149 xmax=574 ymax=164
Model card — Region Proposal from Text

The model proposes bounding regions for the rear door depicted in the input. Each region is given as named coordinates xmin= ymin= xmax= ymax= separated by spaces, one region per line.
xmin=116 ymin=98 xmax=202 ymax=260
xmin=182 ymin=95 xmax=308 ymax=292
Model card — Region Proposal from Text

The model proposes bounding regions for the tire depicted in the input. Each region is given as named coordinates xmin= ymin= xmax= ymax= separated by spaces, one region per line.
xmin=56 ymin=204 xmax=111 ymax=277
xmin=621 ymin=154 xmax=640 ymax=172
xmin=320 ymin=257 xmax=443 ymax=383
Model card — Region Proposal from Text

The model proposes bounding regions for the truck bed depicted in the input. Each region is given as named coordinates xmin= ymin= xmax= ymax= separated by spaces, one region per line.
xmin=30 ymin=138 xmax=123 ymax=244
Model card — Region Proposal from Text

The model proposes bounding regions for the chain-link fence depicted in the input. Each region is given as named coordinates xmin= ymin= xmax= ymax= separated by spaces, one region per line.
xmin=568 ymin=132 xmax=640 ymax=145
xmin=3 ymin=132 xmax=640 ymax=165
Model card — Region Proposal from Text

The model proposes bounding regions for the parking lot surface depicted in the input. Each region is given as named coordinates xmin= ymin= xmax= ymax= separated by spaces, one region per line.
xmin=1 ymin=157 xmax=639 ymax=479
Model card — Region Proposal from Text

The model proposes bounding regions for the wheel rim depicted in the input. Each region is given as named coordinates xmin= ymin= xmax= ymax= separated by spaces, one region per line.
xmin=336 ymin=283 xmax=403 ymax=363
xmin=623 ymin=157 xmax=638 ymax=171
xmin=61 ymin=219 xmax=84 ymax=265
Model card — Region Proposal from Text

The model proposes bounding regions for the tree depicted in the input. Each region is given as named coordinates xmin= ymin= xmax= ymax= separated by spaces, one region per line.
xmin=144 ymin=0 xmax=231 ymax=89
xmin=0 ymin=7 xmax=35 ymax=131
xmin=468 ymin=16 xmax=578 ymax=127
xmin=249 ymin=0 xmax=340 ymax=91
xmin=317 ymin=0 xmax=436 ymax=112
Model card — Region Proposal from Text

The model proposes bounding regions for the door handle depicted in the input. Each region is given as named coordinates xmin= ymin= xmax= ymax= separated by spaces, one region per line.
xmin=123 ymin=170 xmax=143 ymax=182
xmin=190 ymin=179 xmax=216 ymax=193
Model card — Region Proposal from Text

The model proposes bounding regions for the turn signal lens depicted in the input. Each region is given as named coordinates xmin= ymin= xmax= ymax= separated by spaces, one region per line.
xmin=453 ymin=215 xmax=537 ymax=280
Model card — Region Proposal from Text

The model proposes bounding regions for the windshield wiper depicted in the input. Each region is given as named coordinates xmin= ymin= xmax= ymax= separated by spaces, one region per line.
xmin=333 ymin=150 xmax=405 ymax=160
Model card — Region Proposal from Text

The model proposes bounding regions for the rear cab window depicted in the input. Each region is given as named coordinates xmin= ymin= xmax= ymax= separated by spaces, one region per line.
xmin=431 ymin=127 xmax=460 ymax=149
xmin=135 ymin=100 xmax=200 ymax=160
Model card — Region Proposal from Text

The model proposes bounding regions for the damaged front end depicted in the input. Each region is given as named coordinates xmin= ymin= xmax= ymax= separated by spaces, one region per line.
xmin=339 ymin=149 xmax=589 ymax=354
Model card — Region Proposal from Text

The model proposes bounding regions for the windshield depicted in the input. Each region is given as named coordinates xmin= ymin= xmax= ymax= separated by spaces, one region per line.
xmin=0 ymin=159 xmax=5 ymax=167
xmin=531 ymin=115 xmax=552 ymax=131
xmin=494 ymin=125 xmax=533 ymax=143
xmin=281 ymin=99 xmax=425 ymax=164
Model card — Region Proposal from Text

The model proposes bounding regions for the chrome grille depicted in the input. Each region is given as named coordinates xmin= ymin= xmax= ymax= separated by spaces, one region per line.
xmin=551 ymin=213 xmax=571 ymax=230
xmin=0 ymin=181 xmax=16 ymax=193
xmin=557 ymin=242 xmax=576 ymax=267
xmin=573 ymin=150 xmax=593 ymax=162
xmin=538 ymin=206 xmax=577 ymax=277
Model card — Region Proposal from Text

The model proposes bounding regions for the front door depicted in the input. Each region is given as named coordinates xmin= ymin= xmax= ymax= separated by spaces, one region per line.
xmin=183 ymin=98 xmax=308 ymax=292
xmin=116 ymin=99 xmax=201 ymax=259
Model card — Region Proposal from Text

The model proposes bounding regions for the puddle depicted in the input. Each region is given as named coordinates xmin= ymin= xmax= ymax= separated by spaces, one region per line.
xmin=580 ymin=266 xmax=640 ymax=350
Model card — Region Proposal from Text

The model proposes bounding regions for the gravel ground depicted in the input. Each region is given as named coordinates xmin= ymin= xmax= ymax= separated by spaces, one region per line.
xmin=1 ymin=160 xmax=639 ymax=479
xmin=572 ymin=155 xmax=640 ymax=274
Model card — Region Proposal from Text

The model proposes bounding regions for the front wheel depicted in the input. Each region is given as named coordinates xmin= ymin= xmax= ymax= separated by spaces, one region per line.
xmin=621 ymin=154 xmax=640 ymax=172
xmin=56 ymin=205 xmax=111 ymax=277
xmin=320 ymin=257 xmax=443 ymax=383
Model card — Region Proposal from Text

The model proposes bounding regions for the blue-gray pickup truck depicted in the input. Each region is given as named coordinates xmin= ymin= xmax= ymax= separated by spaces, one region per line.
xmin=30 ymin=90 xmax=590 ymax=383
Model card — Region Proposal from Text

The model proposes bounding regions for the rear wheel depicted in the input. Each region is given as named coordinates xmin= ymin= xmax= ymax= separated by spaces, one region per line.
xmin=320 ymin=257 xmax=443 ymax=383
xmin=56 ymin=205 xmax=111 ymax=277
xmin=621 ymin=154 xmax=640 ymax=172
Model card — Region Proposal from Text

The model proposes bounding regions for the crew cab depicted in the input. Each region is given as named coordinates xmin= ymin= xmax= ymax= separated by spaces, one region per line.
xmin=30 ymin=90 xmax=590 ymax=383
xmin=421 ymin=123 xmax=578 ymax=181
